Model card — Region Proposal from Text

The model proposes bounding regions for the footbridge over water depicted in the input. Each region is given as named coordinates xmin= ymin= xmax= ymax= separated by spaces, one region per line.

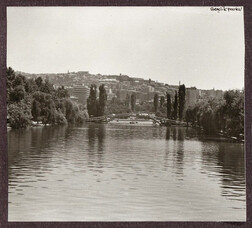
xmin=86 ymin=113 xmax=187 ymax=126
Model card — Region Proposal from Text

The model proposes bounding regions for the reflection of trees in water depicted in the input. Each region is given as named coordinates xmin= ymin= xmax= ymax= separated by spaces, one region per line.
xmin=175 ymin=144 xmax=184 ymax=177
xmin=87 ymin=123 xmax=105 ymax=171
xmin=217 ymin=143 xmax=245 ymax=199
xmin=170 ymin=127 xmax=185 ymax=177
xmin=87 ymin=124 xmax=96 ymax=152
xmin=152 ymin=127 xmax=159 ymax=139
xmin=163 ymin=128 xmax=171 ymax=168
xmin=97 ymin=124 xmax=105 ymax=170
xmin=166 ymin=127 xmax=171 ymax=140
xmin=201 ymin=142 xmax=245 ymax=200
xmin=177 ymin=128 xmax=185 ymax=141
xmin=8 ymin=125 xmax=67 ymax=176
xmin=97 ymin=124 xmax=105 ymax=152
xmin=172 ymin=127 xmax=177 ymax=141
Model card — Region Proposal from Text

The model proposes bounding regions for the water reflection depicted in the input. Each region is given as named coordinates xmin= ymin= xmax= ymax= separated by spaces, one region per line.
xmin=166 ymin=127 xmax=171 ymax=140
xmin=8 ymin=124 xmax=245 ymax=221
xmin=201 ymin=142 xmax=245 ymax=201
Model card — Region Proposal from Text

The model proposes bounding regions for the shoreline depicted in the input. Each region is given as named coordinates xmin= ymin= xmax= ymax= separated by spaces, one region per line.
xmin=7 ymin=120 xmax=244 ymax=143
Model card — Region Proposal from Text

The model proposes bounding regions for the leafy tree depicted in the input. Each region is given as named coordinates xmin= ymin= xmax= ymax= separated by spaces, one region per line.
xmin=223 ymin=90 xmax=244 ymax=137
xmin=185 ymin=106 xmax=197 ymax=126
xmin=35 ymin=77 xmax=43 ymax=89
xmin=166 ymin=93 xmax=171 ymax=119
xmin=9 ymin=85 xmax=25 ymax=103
xmin=64 ymin=98 xmax=76 ymax=122
xmin=173 ymin=91 xmax=178 ymax=120
xmin=54 ymin=110 xmax=67 ymax=124
xmin=125 ymin=94 xmax=130 ymax=108
xmin=55 ymin=86 xmax=69 ymax=98
xmin=135 ymin=102 xmax=154 ymax=113
xmin=32 ymin=91 xmax=56 ymax=124
xmin=87 ymin=84 xmax=98 ymax=117
xmin=8 ymin=101 xmax=32 ymax=128
xmin=41 ymin=96 xmax=56 ymax=124
xmin=41 ymin=79 xmax=54 ymax=94
xmin=178 ymin=84 xmax=186 ymax=121
xmin=105 ymin=100 xmax=131 ymax=115
xmin=6 ymin=67 xmax=88 ymax=128
xmin=160 ymin=96 xmax=165 ymax=108
xmin=7 ymin=67 xmax=15 ymax=81
xmin=7 ymin=67 xmax=16 ymax=101
xmin=131 ymin=93 xmax=136 ymax=112
xmin=154 ymin=93 xmax=159 ymax=113
xmin=98 ymin=84 xmax=107 ymax=116
xmin=12 ymin=75 xmax=25 ymax=88
xmin=63 ymin=98 xmax=87 ymax=123
xmin=200 ymin=105 xmax=216 ymax=133
xmin=31 ymin=100 xmax=41 ymax=122
xmin=25 ymin=79 xmax=38 ymax=93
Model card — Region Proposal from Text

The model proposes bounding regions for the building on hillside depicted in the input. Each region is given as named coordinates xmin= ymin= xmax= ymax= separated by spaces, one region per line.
xmin=142 ymin=85 xmax=155 ymax=93
xmin=107 ymin=88 xmax=117 ymax=101
xmin=166 ymin=87 xmax=176 ymax=97
xmin=199 ymin=89 xmax=224 ymax=100
xmin=185 ymin=87 xmax=198 ymax=108
xmin=71 ymin=85 xmax=90 ymax=106
xmin=99 ymin=78 xmax=119 ymax=84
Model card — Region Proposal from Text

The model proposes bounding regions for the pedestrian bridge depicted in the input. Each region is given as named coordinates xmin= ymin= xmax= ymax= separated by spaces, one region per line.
xmin=86 ymin=113 xmax=187 ymax=126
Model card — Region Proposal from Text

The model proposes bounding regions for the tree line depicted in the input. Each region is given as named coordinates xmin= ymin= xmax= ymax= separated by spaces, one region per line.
xmin=88 ymin=83 xmax=243 ymax=138
xmin=9 ymin=66 xmax=243 ymax=139
xmin=185 ymin=89 xmax=244 ymax=137
xmin=87 ymin=86 xmax=140 ymax=117
xmin=87 ymin=84 xmax=108 ymax=117
xmin=88 ymin=83 xmax=187 ymax=121
xmin=153 ymin=84 xmax=186 ymax=121
xmin=7 ymin=67 xmax=88 ymax=128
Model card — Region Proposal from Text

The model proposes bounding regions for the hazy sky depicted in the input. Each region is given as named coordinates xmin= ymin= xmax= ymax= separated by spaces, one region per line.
xmin=7 ymin=7 xmax=244 ymax=90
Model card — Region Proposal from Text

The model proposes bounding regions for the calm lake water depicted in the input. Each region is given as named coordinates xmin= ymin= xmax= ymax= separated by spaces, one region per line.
xmin=8 ymin=123 xmax=246 ymax=221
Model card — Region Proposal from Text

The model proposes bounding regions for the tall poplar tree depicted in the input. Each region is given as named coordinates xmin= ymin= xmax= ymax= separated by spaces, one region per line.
xmin=125 ymin=94 xmax=130 ymax=108
xmin=160 ymin=96 xmax=165 ymax=108
xmin=166 ymin=93 xmax=171 ymax=119
xmin=178 ymin=84 xmax=186 ymax=121
xmin=87 ymin=84 xmax=98 ymax=117
xmin=131 ymin=93 xmax=136 ymax=112
xmin=173 ymin=91 xmax=178 ymax=120
xmin=154 ymin=93 xmax=159 ymax=113
xmin=98 ymin=84 xmax=107 ymax=116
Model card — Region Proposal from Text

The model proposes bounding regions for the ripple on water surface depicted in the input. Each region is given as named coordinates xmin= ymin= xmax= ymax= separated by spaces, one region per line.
xmin=8 ymin=123 xmax=245 ymax=221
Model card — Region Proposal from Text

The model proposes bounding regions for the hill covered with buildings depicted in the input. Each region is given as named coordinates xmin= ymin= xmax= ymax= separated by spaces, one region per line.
xmin=17 ymin=70 xmax=224 ymax=108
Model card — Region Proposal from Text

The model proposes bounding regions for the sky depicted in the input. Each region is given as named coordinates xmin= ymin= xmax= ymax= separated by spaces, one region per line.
xmin=7 ymin=7 xmax=244 ymax=90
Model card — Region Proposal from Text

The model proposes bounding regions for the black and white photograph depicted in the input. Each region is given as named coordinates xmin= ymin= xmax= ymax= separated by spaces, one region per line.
xmin=6 ymin=6 xmax=245 ymax=221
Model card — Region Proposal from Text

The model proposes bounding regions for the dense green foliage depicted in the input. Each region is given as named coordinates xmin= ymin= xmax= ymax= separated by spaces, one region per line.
xmin=185 ymin=90 xmax=244 ymax=137
xmin=125 ymin=94 xmax=130 ymax=108
xmin=154 ymin=94 xmax=159 ymax=113
xmin=87 ymin=84 xmax=98 ymax=117
xmin=7 ymin=67 xmax=87 ymax=128
xmin=166 ymin=93 xmax=171 ymax=119
xmin=178 ymin=84 xmax=186 ymax=121
xmin=160 ymin=96 xmax=165 ymax=108
xmin=105 ymin=98 xmax=131 ymax=115
xmin=98 ymin=84 xmax=107 ymax=116
xmin=131 ymin=93 xmax=136 ymax=112
xmin=173 ymin=91 xmax=178 ymax=120
xmin=87 ymin=84 xmax=108 ymax=117
xmin=8 ymin=99 xmax=32 ymax=128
